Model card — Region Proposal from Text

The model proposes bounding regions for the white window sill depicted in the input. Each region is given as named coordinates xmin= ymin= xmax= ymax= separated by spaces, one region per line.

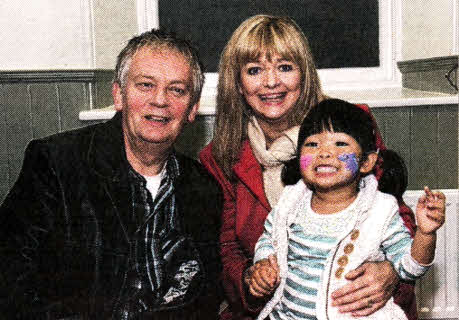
xmin=79 ymin=87 xmax=458 ymax=121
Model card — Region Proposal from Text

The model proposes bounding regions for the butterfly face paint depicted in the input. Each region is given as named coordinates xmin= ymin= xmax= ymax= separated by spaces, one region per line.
xmin=338 ymin=153 xmax=359 ymax=175
xmin=300 ymin=155 xmax=314 ymax=170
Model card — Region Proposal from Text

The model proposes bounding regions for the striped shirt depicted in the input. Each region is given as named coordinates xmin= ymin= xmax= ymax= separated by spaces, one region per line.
xmin=255 ymin=191 xmax=419 ymax=320
xmin=129 ymin=154 xmax=181 ymax=297
xmin=114 ymin=154 xmax=203 ymax=316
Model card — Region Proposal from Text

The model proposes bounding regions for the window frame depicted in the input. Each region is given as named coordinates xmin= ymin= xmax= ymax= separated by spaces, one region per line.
xmin=137 ymin=0 xmax=402 ymax=95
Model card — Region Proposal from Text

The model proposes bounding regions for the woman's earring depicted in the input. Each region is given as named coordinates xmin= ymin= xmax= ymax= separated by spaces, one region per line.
xmin=359 ymin=179 xmax=366 ymax=189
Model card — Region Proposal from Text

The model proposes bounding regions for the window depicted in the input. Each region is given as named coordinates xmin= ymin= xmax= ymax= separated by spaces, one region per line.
xmin=138 ymin=0 xmax=400 ymax=94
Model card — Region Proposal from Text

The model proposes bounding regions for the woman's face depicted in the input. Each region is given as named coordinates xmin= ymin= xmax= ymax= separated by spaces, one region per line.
xmin=239 ymin=53 xmax=301 ymax=129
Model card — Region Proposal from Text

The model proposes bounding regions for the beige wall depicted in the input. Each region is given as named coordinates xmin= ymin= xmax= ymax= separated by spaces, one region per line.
xmin=92 ymin=0 xmax=138 ymax=69
xmin=401 ymin=0 xmax=457 ymax=60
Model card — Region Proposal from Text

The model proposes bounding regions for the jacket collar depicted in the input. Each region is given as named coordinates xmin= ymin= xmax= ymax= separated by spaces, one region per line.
xmin=233 ymin=140 xmax=271 ymax=211
xmin=85 ymin=112 xmax=135 ymax=243
xmin=87 ymin=112 xmax=130 ymax=181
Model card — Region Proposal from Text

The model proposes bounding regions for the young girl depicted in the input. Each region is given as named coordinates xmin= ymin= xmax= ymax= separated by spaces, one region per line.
xmin=248 ymin=99 xmax=446 ymax=320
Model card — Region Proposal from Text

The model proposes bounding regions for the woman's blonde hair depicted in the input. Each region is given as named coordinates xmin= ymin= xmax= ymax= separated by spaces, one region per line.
xmin=212 ymin=14 xmax=325 ymax=179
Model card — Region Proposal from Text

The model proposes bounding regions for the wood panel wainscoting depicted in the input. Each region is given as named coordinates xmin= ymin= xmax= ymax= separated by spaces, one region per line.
xmin=0 ymin=69 xmax=113 ymax=202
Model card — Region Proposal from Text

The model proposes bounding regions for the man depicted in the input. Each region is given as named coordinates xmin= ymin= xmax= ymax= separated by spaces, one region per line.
xmin=0 ymin=29 xmax=223 ymax=319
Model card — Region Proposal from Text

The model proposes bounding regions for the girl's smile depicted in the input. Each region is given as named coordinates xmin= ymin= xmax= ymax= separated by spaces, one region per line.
xmin=299 ymin=131 xmax=364 ymax=192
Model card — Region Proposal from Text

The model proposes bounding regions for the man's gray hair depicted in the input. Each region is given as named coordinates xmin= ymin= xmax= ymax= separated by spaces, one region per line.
xmin=114 ymin=29 xmax=205 ymax=106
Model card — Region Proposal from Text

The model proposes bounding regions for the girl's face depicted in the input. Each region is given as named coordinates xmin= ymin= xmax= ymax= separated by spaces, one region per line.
xmin=239 ymin=53 xmax=301 ymax=130
xmin=299 ymin=130 xmax=367 ymax=192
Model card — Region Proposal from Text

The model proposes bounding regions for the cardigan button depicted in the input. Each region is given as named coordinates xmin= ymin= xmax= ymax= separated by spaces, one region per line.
xmin=337 ymin=255 xmax=349 ymax=267
xmin=344 ymin=243 xmax=354 ymax=254
xmin=350 ymin=229 xmax=360 ymax=240
xmin=335 ymin=267 xmax=344 ymax=278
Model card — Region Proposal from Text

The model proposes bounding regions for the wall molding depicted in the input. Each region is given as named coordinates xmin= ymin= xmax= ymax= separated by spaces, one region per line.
xmin=80 ymin=0 xmax=96 ymax=68
xmin=0 ymin=69 xmax=113 ymax=83
xmin=398 ymin=55 xmax=459 ymax=73
xmin=454 ymin=0 xmax=458 ymax=54
xmin=136 ymin=0 xmax=159 ymax=33
xmin=397 ymin=55 xmax=458 ymax=94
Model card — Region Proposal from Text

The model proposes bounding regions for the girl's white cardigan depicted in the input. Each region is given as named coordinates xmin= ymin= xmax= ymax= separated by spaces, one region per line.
xmin=256 ymin=175 xmax=409 ymax=320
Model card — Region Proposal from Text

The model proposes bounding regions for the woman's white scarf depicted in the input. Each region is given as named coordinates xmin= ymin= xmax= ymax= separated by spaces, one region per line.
xmin=247 ymin=116 xmax=299 ymax=206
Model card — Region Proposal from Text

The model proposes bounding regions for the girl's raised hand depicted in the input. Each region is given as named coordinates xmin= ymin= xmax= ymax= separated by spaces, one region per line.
xmin=415 ymin=186 xmax=446 ymax=235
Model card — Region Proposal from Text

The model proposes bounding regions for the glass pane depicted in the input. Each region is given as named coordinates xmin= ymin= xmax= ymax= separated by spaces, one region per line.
xmin=159 ymin=0 xmax=379 ymax=72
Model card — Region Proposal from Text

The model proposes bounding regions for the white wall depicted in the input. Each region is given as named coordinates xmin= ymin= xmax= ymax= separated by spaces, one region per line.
xmin=401 ymin=0 xmax=458 ymax=60
xmin=0 ymin=0 xmax=91 ymax=69
xmin=0 ymin=0 xmax=137 ymax=70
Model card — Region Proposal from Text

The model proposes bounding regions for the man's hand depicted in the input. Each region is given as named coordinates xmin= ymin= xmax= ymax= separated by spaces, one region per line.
xmin=244 ymin=255 xmax=280 ymax=298
xmin=331 ymin=261 xmax=398 ymax=317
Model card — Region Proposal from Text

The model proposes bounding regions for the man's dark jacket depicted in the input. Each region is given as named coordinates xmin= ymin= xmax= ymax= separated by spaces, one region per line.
xmin=0 ymin=112 xmax=223 ymax=319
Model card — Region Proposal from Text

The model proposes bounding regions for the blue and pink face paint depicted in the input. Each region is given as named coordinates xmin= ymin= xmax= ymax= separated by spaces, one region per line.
xmin=338 ymin=153 xmax=359 ymax=175
xmin=299 ymin=153 xmax=360 ymax=176
xmin=299 ymin=155 xmax=314 ymax=170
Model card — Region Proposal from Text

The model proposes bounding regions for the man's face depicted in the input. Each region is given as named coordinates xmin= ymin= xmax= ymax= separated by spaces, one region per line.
xmin=113 ymin=47 xmax=199 ymax=150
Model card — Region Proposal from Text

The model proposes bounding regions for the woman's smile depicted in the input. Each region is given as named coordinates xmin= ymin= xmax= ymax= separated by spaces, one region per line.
xmin=239 ymin=54 xmax=301 ymax=126
xmin=258 ymin=92 xmax=287 ymax=102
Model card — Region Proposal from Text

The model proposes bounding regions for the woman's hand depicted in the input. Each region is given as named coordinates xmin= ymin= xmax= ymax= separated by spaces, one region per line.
xmin=331 ymin=260 xmax=398 ymax=316
xmin=244 ymin=255 xmax=280 ymax=298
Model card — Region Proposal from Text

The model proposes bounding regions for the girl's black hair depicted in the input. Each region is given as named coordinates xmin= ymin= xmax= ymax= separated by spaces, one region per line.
xmin=378 ymin=149 xmax=408 ymax=199
xmin=282 ymin=99 xmax=377 ymax=185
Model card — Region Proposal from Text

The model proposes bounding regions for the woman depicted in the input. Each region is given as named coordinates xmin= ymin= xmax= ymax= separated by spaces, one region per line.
xmin=199 ymin=15 xmax=417 ymax=320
